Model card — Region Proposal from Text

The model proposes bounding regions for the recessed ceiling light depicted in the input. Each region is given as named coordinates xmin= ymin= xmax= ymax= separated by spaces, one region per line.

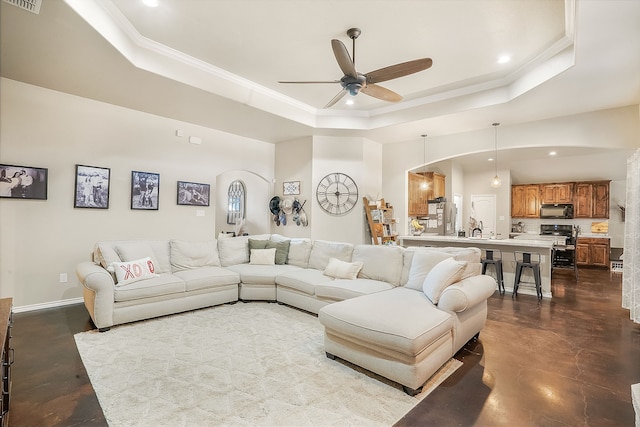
xmin=345 ymin=99 xmax=354 ymax=105
xmin=497 ymin=54 xmax=512 ymax=64
xmin=488 ymin=157 xmax=494 ymax=162
xmin=549 ymin=151 xmax=557 ymax=156
xmin=142 ymin=0 xmax=159 ymax=7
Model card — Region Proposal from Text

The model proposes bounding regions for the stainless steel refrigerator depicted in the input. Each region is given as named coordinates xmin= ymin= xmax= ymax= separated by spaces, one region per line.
xmin=421 ymin=201 xmax=457 ymax=235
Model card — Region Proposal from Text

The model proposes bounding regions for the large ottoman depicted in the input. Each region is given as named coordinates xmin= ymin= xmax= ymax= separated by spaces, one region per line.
xmin=318 ymin=287 xmax=454 ymax=395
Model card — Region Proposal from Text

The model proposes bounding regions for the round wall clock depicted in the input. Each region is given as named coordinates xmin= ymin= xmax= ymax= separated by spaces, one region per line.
xmin=316 ymin=172 xmax=359 ymax=216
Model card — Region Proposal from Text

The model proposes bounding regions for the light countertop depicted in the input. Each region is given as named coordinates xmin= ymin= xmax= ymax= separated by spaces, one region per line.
xmin=399 ymin=235 xmax=556 ymax=249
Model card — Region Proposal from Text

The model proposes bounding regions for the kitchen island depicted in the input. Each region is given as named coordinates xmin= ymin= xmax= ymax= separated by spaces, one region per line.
xmin=399 ymin=235 xmax=556 ymax=298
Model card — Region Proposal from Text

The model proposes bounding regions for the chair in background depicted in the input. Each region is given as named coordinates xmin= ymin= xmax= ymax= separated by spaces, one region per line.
xmin=552 ymin=231 xmax=579 ymax=281
xmin=513 ymin=251 xmax=542 ymax=299
xmin=481 ymin=248 xmax=504 ymax=295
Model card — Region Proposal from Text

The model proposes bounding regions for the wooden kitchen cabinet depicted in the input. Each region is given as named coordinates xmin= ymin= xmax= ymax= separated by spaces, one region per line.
xmin=576 ymin=237 xmax=610 ymax=268
xmin=540 ymin=183 xmax=574 ymax=204
xmin=511 ymin=184 xmax=540 ymax=218
xmin=408 ymin=172 xmax=445 ymax=216
xmin=574 ymin=181 xmax=610 ymax=218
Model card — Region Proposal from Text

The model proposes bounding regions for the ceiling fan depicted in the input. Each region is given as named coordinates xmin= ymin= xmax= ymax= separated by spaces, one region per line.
xmin=278 ymin=28 xmax=433 ymax=108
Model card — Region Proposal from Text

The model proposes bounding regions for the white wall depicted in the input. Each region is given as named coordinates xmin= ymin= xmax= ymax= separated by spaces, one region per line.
xmin=0 ymin=78 xmax=275 ymax=308
xmin=273 ymin=137 xmax=313 ymax=238
xmin=311 ymin=136 xmax=382 ymax=244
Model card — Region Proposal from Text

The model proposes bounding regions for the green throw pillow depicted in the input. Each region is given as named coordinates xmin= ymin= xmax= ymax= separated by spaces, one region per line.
xmin=267 ymin=240 xmax=291 ymax=265
xmin=248 ymin=239 xmax=269 ymax=260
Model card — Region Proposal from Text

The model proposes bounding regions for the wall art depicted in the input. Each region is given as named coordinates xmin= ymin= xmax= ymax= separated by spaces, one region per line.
xmin=177 ymin=181 xmax=210 ymax=206
xmin=131 ymin=171 xmax=159 ymax=210
xmin=0 ymin=163 xmax=48 ymax=200
xmin=283 ymin=181 xmax=300 ymax=196
xmin=74 ymin=164 xmax=110 ymax=209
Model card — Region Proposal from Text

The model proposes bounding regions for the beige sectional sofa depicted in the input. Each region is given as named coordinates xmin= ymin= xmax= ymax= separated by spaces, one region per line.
xmin=76 ymin=234 xmax=496 ymax=394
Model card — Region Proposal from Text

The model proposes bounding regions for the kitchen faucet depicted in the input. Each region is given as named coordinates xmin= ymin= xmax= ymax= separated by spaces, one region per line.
xmin=471 ymin=221 xmax=483 ymax=237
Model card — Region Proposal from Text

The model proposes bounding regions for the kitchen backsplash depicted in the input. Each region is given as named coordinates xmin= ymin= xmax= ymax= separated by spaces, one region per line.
xmin=512 ymin=218 xmax=612 ymax=237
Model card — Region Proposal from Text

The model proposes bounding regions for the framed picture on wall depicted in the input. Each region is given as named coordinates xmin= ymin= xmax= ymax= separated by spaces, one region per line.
xmin=74 ymin=164 xmax=110 ymax=209
xmin=0 ymin=163 xmax=48 ymax=200
xmin=283 ymin=180 xmax=300 ymax=196
xmin=131 ymin=171 xmax=159 ymax=210
xmin=177 ymin=181 xmax=210 ymax=206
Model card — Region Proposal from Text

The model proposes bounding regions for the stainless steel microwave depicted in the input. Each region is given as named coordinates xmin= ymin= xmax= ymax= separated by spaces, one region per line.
xmin=540 ymin=203 xmax=574 ymax=219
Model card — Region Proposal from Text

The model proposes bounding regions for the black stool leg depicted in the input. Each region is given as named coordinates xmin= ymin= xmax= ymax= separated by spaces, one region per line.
xmin=533 ymin=265 xmax=542 ymax=299
xmin=496 ymin=262 xmax=505 ymax=295
xmin=513 ymin=263 xmax=523 ymax=297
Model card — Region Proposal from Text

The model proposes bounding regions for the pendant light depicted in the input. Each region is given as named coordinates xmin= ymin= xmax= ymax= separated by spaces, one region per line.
xmin=420 ymin=134 xmax=428 ymax=190
xmin=490 ymin=123 xmax=502 ymax=188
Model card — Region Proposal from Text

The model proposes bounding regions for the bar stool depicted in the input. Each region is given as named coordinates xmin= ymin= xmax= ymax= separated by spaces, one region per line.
xmin=513 ymin=251 xmax=542 ymax=299
xmin=481 ymin=249 xmax=505 ymax=295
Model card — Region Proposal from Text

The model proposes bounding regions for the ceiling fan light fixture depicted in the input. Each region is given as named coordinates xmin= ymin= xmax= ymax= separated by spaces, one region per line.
xmin=347 ymin=83 xmax=362 ymax=96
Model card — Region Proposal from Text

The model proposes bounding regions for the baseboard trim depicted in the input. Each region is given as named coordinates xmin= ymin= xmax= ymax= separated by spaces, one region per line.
xmin=13 ymin=297 xmax=84 ymax=313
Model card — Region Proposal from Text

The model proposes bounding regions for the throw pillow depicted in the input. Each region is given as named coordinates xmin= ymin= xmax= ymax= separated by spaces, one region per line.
xmin=422 ymin=257 xmax=467 ymax=304
xmin=323 ymin=257 xmax=364 ymax=280
xmin=405 ymin=250 xmax=453 ymax=290
xmin=250 ymin=248 xmax=277 ymax=265
xmin=110 ymin=257 xmax=158 ymax=286
xmin=267 ymin=239 xmax=290 ymax=265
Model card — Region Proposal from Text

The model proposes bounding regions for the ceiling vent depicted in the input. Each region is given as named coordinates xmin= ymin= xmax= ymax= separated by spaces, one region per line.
xmin=3 ymin=0 xmax=42 ymax=14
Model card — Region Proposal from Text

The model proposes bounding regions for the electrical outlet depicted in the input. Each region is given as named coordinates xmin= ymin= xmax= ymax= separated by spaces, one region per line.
xmin=60 ymin=273 xmax=68 ymax=283
xmin=196 ymin=210 xmax=205 ymax=217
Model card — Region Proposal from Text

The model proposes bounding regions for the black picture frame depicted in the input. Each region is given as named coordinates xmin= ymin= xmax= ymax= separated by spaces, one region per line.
xmin=0 ymin=164 xmax=48 ymax=200
xmin=177 ymin=181 xmax=210 ymax=206
xmin=131 ymin=171 xmax=159 ymax=210
xmin=74 ymin=164 xmax=110 ymax=209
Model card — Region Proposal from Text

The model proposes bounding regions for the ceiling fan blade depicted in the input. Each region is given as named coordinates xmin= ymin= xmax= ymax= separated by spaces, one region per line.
xmin=331 ymin=39 xmax=357 ymax=77
xmin=365 ymin=58 xmax=433 ymax=84
xmin=361 ymin=83 xmax=402 ymax=103
xmin=324 ymin=89 xmax=348 ymax=108
xmin=278 ymin=80 xmax=340 ymax=84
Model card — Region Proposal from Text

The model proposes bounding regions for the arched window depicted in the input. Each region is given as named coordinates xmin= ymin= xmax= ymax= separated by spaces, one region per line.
xmin=227 ymin=180 xmax=245 ymax=224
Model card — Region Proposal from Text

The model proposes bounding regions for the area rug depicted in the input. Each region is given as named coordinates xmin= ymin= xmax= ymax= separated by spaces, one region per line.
xmin=75 ymin=302 xmax=461 ymax=427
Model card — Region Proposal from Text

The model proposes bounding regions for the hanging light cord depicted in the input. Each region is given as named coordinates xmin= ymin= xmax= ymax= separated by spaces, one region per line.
xmin=493 ymin=123 xmax=499 ymax=176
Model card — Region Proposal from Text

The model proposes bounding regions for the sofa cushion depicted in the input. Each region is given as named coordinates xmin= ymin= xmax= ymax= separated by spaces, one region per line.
xmin=418 ymin=247 xmax=481 ymax=280
xmin=404 ymin=250 xmax=453 ymax=290
xmin=225 ymin=264 xmax=302 ymax=285
xmin=172 ymin=267 xmax=240 ymax=292
xmin=352 ymin=244 xmax=405 ymax=286
xmin=422 ymin=258 xmax=467 ymax=304
xmin=94 ymin=240 xmax=173 ymax=274
xmin=315 ymin=279 xmax=394 ymax=301
xmin=286 ymin=238 xmax=312 ymax=268
xmin=323 ymin=258 xmax=363 ymax=280
xmin=318 ymin=287 xmax=453 ymax=357
xmin=115 ymin=241 xmax=158 ymax=264
xmin=275 ymin=268 xmax=333 ymax=295
xmin=111 ymin=257 xmax=158 ymax=286
xmin=170 ymin=239 xmax=221 ymax=271
xmin=308 ymin=240 xmax=354 ymax=271
xmin=218 ymin=235 xmax=251 ymax=266
xmin=114 ymin=273 xmax=185 ymax=302
xmin=250 ymin=248 xmax=276 ymax=265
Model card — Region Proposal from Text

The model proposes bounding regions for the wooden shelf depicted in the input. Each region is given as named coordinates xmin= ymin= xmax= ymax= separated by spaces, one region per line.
xmin=363 ymin=197 xmax=398 ymax=245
